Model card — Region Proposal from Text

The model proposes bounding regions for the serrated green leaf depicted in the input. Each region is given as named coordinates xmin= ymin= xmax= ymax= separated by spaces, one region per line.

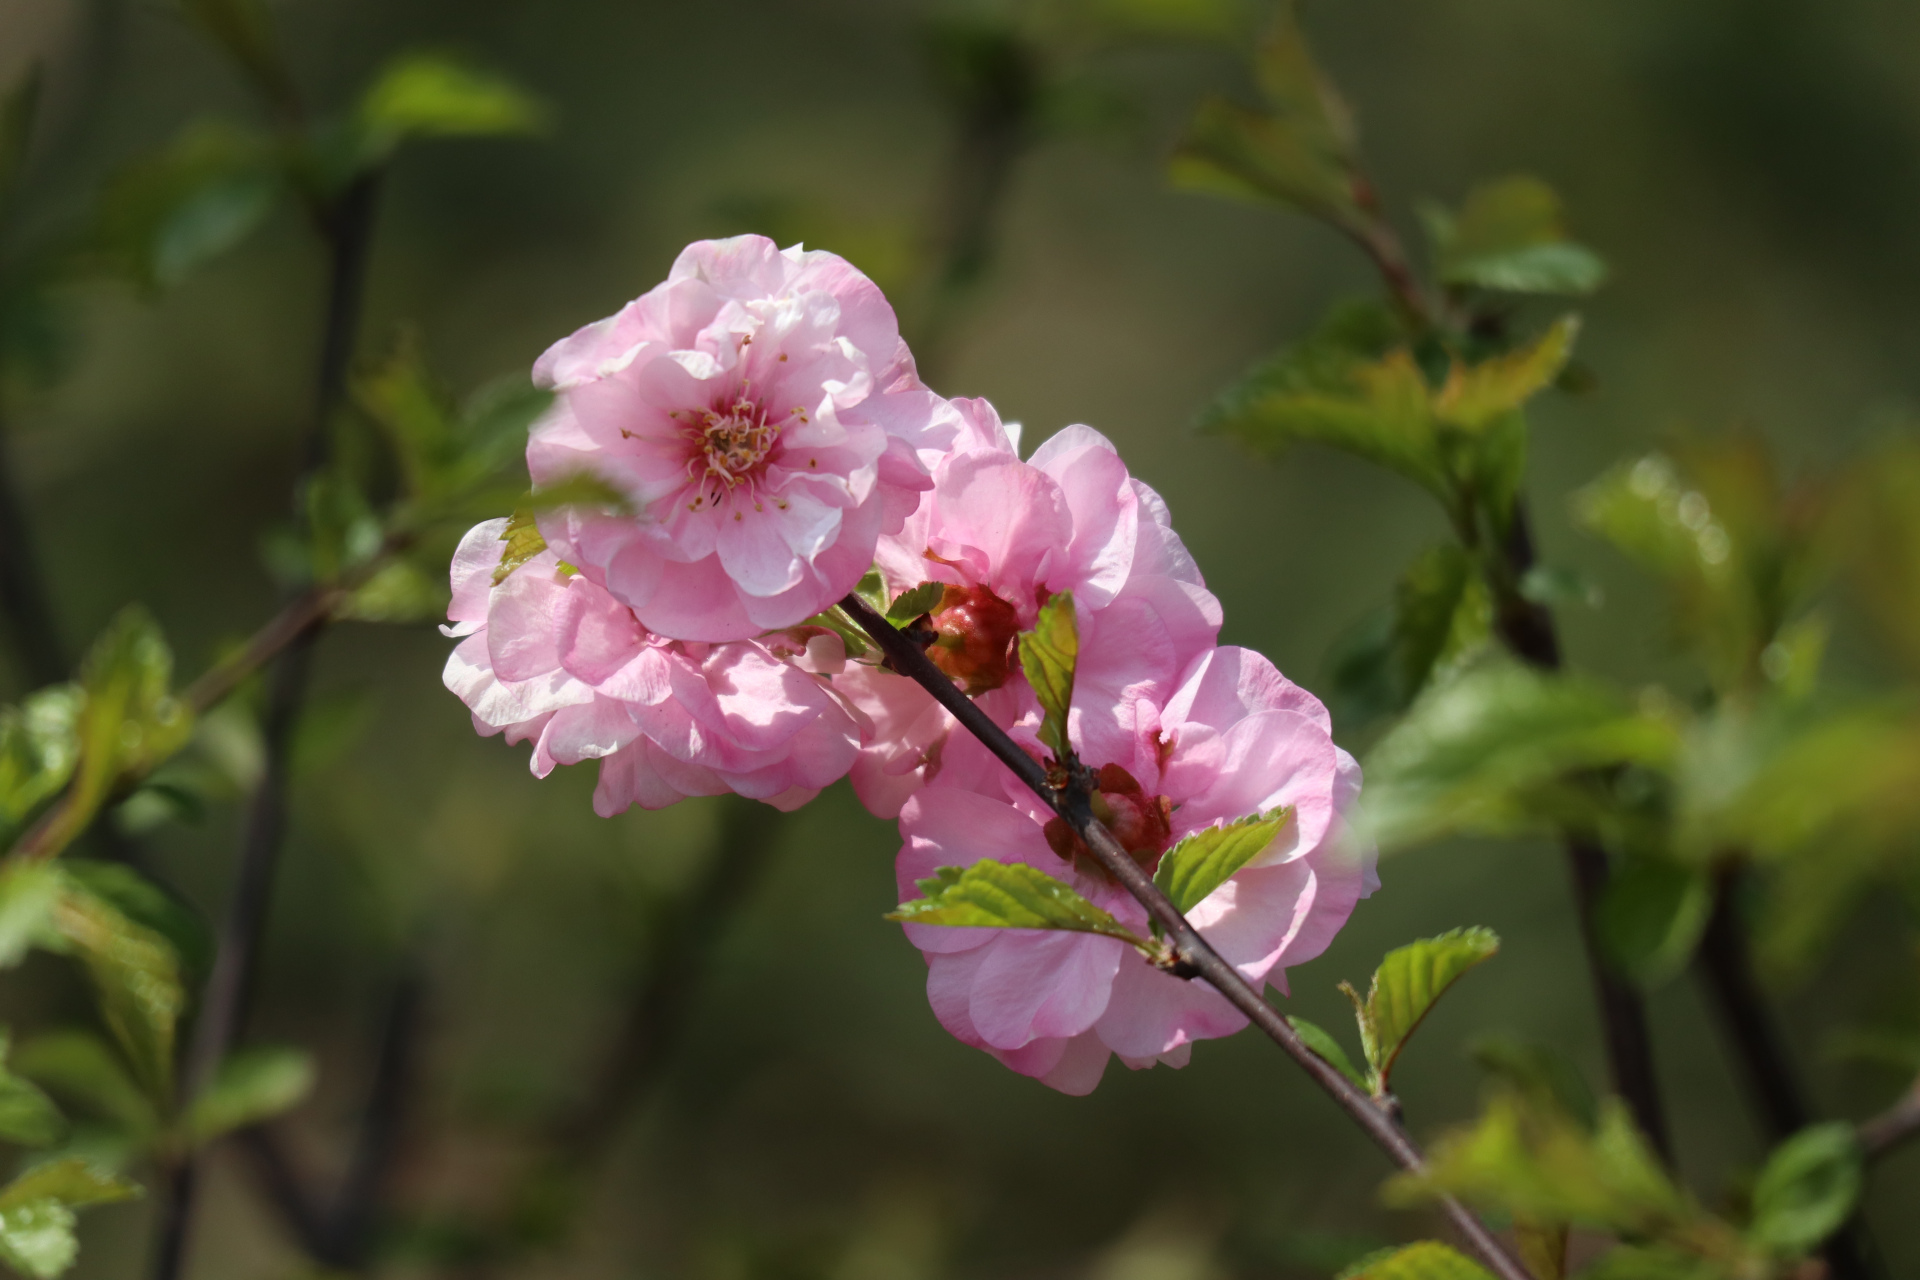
xmin=13 ymin=1033 xmax=158 ymax=1140
xmin=47 ymin=884 xmax=182 ymax=1106
xmin=58 ymin=862 xmax=209 ymax=984
xmin=91 ymin=119 xmax=279 ymax=291
xmin=1152 ymin=811 xmax=1287 ymax=914
xmin=799 ymin=606 xmax=872 ymax=660
xmin=0 ymin=866 xmax=60 ymax=970
xmin=492 ymin=509 xmax=547 ymax=586
xmin=887 ymin=859 xmax=1146 ymax=948
xmin=0 ymin=1159 xmax=137 ymax=1212
xmin=1747 ymin=1123 xmax=1861 ymax=1257
xmin=1360 ymin=661 xmax=1679 ymax=852
xmin=1169 ymin=96 xmax=1357 ymax=220
xmin=1286 ymin=1015 xmax=1368 ymax=1090
xmin=886 ymin=582 xmax=947 ymax=624
xmin=1336 ymin=1241 xmax=1495 ymax=1280
xmin=1349 ymin=927 xmax=1498 ymax=1089
xmin=1596 ymin=857 xmax=1711 ymax=987
xmin=1469 ymin=1037 xmax=1597 ymax=1133
xmin=0 ymin=1199 xmax=73 ymax=1280
xmin=1018 ymin=593 xmax=1078 ymax=759
xmin=1431 ymin=177 xmax=1607 ymax=296
xmin=183 ymin=1046 xmax=314 ymax=1144
xmin=64 ymin=611 xmax=193 ymax=846
xmin=1434 ymin=316 xmax=1579 ymax=432
xmin=1200 ymin=304 xmax=1444 ymax=499
xmin=349 ymin=53 xmax=546 ymax=171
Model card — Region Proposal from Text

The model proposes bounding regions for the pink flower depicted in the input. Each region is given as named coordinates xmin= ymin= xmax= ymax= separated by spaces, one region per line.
xmin=838 ymin=401 xmax=1223 ymax=817
xmin=894 ymin=645 xmax=1377 ymax=1094
xmin=526 ymin=235 xmax=956 ymax=642
xmin=443 ymin=519 xmax=863 ymax=812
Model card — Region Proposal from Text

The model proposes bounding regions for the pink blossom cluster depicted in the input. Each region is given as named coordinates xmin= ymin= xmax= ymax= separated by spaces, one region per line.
xmin=444 ymin=235 xmax=1376 ymax=1094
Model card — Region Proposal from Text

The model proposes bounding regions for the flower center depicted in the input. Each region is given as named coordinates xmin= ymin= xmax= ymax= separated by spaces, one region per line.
xmin=1044 ymin=764 xmax=1175 ymax=882
xmin=688 ymin=396 xmax=779 ymax=499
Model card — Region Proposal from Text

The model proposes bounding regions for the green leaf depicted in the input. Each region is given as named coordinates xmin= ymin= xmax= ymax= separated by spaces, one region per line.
xmin=352 ymin=53 xmax=547 ymax=167
xmin=885 ymin=582 xmax=948 ymax=625
xmin=1199 ymin=303 xmax=1445 ymax=499
xmin=70 ymin=609 xmax=193 ymax=826
xmin=1152 ymin=811 xmax=1287 ymax=914
xmin=1336 ymin=1242 xmax=1495 ymax=1280
xmin=1430 ymin=176 xmax=1607 ymax=296
xmin=58 ymin=862 xmax=209 ymax=984
xmin=1345 ymin=927 xmax=1499 ymax=1090
xmin=0 ymin=65 xmax=43 ymax=210
xmin=0 ymin=1036 xmax=63 ymax=1149
xmin=1747 ymin=1123 xmax=1862 ymax=1257
xmin=0 ymin=866 xmax=61 ymax=970
xmin=798 ymin=606 xmax=872 ymax=661
xmin=1434 ymin=316 xmax=1580 ymax=432
xmin=0 ymin=1159 xmax=138 ymax=1280
xmin=1018 ymin=593 xmax=1078 ymax=759
xmin=47 ymin=882 xmax=183 ymax=1106
xmin=1596 ymin=857 xmax=1711 ymax=987
xmin=1469 ymin=1037 xmax=1597 ymax=1133
xmin=1360 ymin=660 xmax=1679 ymax=852
xmin=887 ymin=860 xmax=1147 ymax=948
xmin=92 ymin=119 xmax=280 ymax=291
xmin=1286 ymin=1015 xmax=1367 ymax=1091
xmin=0 ymin=688 xmax=82 ymax=843
xmin=1384 ymin=1093 xmax=1693 ymax=1236
xmin=13 ymin=1033 xmax=158 ymax=1140
xmin=183 ymin=1046 xmax=315 ymax=1144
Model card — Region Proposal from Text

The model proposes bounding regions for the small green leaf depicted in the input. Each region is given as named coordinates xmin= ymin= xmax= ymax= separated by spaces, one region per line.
xmin=886 ymin=582 xmax=947 ymax=624
xmin=0 ymin=1035 xmax=63 ymax=1149
xmin=13 ymin=1032 xmax=158 ymax=1140
xmin=1018 ymin=593 xmax=1078 ymax=759
xmin=1747 ymin=1123 xmax=1862 ymax=1257
xmin=335 ymin=558 xmax=447 ymax=624
xmin=0 ymin=866 xmax=61 ymax=969
xmin=1596 ymin=857 xmax=1712 ymax=987
xmin=1336 ymin=1242 xmax=1495 ymax=1280
xmin=183 ymin=1046 xmax=315 ymax=1144
xmin=492 ymin=508 xmax=548 ymax=586
xmin=58 ymin=861 xmax=210 ymax=984
xmin=350 ymin=53 xmax=547 ymax=169
xmin=47 ymin=882 xmax=183 ymax=1106
xmin=65 ymin=610 xmax=193 ymax=845
xmin=1286 ymin=1015 xmax=1368 ymax=1091
xmin=1430 ymin=176 xmax=1607 ymax=296
xmin=887 ymin=860 xmax=1147 ymax=949
xmin=1434 ymin=315 xmax=1580 ymax=432
xmin=798 ymin=606 xmax=872 ymax=660
xmin=1152 ymin=811 xmax=1288 ymax=914
xmin=1349 ymin=927 xmax=1499 ymax=1089
xmin=527 ymin=471 xmax=635 ymax=517
xmin=91 ymin=119 xmax=280 ymax=291
xmin=0 ymin=1159 xmax=138 ymax=1280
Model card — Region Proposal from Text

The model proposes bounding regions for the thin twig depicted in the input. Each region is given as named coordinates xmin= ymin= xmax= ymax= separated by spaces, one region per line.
xmin=838 ymin=594 xmax=1533 ymax=1280
xmin=149 ymin=170 xmax=383 ymax=1280
xmin=1491 ymin=503 xmax=1674 ymax=1165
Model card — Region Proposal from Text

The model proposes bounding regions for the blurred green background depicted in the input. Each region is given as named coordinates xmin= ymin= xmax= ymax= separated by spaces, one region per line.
xmin=3 ymin=0 xmax=1919 ymax=1275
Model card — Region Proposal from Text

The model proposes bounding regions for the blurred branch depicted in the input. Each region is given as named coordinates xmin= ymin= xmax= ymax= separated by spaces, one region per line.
xmin=150 ymin=168 xmax=384 ymax=1280
xmin=1860 ymin=1079 xmax=1920 ymax=1162
xmin=837 ymin=593 xmax=1535 ymax=1280
xmin=1490 ymin=501 xmax=1674 ymax=1165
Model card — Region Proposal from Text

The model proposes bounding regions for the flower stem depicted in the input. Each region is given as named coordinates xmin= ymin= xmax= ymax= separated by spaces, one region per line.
xmin=839 ymin=593 xmax=1535 ymax=1280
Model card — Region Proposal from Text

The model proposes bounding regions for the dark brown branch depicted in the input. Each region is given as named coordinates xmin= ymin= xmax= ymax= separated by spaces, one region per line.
xmin=1491 ymin=503 xmax=1673 ymax=1165
xmin=838 ymin=593 xmax=1533 ymax=1280
xmin=149 ymin=170 xmax=383 ymax=1280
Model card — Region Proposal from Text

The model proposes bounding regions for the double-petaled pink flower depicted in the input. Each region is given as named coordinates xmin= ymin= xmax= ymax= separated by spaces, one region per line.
xmin=894 ymin=646 xmax=1377 ymax=1094
xmin=527 ymin=235 xmax=955 ymax=642
xmin=442 ymin=519 xmax=862 ymax=814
